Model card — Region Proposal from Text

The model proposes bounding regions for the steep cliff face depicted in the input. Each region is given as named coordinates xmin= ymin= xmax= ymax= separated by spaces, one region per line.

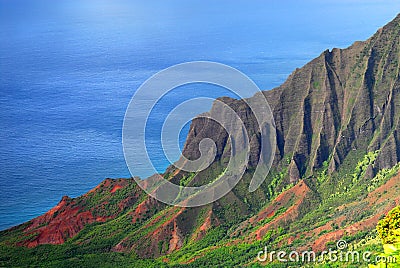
xmin=181 ymin=14 xmax=400 ymax=184
xmin=1 ymin=14 xmax=400 ymax=268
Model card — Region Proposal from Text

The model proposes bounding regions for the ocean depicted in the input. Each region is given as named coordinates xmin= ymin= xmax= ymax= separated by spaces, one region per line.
xmin=0 ymin=0 xmax=399 ymax=230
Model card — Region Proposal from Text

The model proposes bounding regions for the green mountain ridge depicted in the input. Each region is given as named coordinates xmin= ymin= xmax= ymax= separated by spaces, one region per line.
xmin=1 ymin=13 xmax=400 ymax=268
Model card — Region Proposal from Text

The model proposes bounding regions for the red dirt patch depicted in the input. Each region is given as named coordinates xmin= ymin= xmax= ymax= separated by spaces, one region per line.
xmin=110 ymin=185 xmax=123 ymax=193
xmin=301 ymin=172 xmax=399 ymax=252
xmin=251 ymin=181 xmax=311 ymax=240
xmin=20 ymin=197 xmax=110 ymax=247
xmin=191 ymin=209 xmax=220 ymax=241
xmin=18 ymin=178 xmax=138 ymax=248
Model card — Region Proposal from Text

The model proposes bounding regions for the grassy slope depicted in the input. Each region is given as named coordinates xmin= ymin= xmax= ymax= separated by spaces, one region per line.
xmin=0 ymin=153 xmax=399 ymax=267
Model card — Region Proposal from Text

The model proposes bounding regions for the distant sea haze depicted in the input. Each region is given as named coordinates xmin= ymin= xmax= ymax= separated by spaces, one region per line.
xmin=0 ymin=0 xmax=399 ymax=230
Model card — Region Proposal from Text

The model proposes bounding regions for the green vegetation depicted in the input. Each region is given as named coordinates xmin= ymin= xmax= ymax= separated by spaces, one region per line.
xmin=313 ymin=81 xmax=321 ymax=89
xmin=368 ymin=163 xmax=400 ymax=192
xmin=316 ymin=160 xmax=329 ymax=183
xmin=179 ymin=173 xmax=196 ymax=187
xmin=377 ymin=206 xmax=400 ymax=244
xmin=351 ymin=150 xmax=379 ymax=184
xmin=370 ymin=206 xmax=400 ymax=268
xmin=0 ymin=245 xmax=165 ymax=268
xmin=1 ymin=155 xmax=398 ymax=267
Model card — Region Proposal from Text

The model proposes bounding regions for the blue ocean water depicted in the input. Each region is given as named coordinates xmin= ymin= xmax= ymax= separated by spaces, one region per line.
xmin=0 ymin=0 xmax=399 ymax=230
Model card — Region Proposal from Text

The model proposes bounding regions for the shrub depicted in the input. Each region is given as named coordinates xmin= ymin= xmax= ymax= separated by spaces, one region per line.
xmin=377 ymin=206 xmax=400 ymax=244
